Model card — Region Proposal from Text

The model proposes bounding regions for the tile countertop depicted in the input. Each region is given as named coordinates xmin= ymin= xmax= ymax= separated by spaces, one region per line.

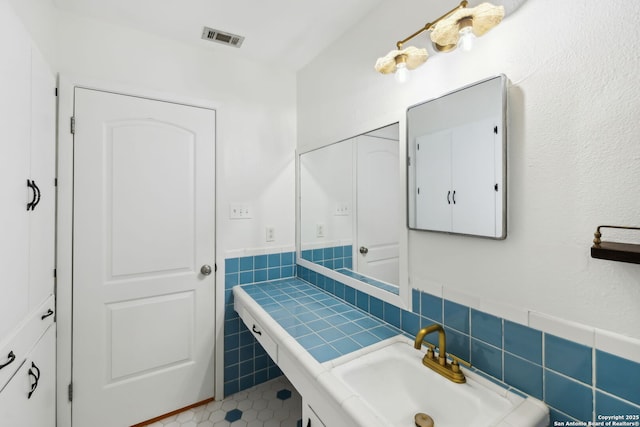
xmin=234 ymin=278 xmax=400 ymax=426
xmin=236 ymin=278 xmax=402 ymax=363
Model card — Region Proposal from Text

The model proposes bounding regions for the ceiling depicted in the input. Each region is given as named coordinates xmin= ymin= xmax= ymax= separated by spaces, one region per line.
xmin=52 ymin=0 xmax=387 ymax=71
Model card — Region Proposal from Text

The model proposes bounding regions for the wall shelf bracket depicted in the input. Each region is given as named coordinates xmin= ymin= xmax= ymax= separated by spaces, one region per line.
xmin=591 ymin=225 xmax=640 ymax=264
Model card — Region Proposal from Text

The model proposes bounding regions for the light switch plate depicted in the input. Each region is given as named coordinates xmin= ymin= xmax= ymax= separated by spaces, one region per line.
xmin=229 ymin=204 xmax=252 ymax=219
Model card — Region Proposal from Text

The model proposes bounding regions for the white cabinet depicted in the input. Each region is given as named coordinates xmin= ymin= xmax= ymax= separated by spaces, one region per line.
xmin=0 ymin=3 xmax=56 ymax=427
xmin=27 ymin=48 xmax=57 ymax=313
xmin=238 ymin=306 xmax=278 ymax=363
xmin=302 ymin=403 xmax=326 ymax=427
xmin=0 ymin=1 xmax=56 ymax=340
xmin=0 ymin=0 xmax=33 ymax=342
xmin=415 ymin=117 xmax=503 ymax=238
xmin=0 ymin=324 xmax=56 ymax=427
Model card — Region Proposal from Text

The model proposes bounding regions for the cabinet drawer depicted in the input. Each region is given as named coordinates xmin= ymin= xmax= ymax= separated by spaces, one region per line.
xmin=0 ymin=324 xmax=55 ymax=427
xmin=0 ymin=296 xmax=55 ymax=390
xmin=238 ymin=308 xmax=278 ymax=363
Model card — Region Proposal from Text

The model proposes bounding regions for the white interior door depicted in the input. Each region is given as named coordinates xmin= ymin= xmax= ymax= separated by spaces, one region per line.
xmin=356 ymin=135 xmax=399 ymax=285
xmin=72 ymin=88 xmax=216 ymax=427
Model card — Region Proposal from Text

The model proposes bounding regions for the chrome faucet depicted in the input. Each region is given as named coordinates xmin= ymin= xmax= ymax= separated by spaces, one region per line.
xmin=414 ymin=323 xmax=467 ymax=383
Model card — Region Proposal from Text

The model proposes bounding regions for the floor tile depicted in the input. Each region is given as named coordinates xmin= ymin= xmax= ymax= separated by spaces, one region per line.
xmin=151 ymin=377 xmax=301 ymax=427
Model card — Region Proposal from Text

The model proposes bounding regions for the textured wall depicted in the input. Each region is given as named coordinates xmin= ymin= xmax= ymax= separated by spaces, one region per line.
xmin=297 ymin=0 xmax=640 ymax=339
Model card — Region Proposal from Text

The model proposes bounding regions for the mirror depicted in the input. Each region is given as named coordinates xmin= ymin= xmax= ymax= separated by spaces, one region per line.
xmin=299 ymin=123 xmax=400 ymax=295
xmin=407 ymin=75 xmax=507 ymax=239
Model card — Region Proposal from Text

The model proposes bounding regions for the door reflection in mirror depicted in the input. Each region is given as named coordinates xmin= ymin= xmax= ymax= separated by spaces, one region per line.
xmin=299 ymin=123 xmax=400 ymax=294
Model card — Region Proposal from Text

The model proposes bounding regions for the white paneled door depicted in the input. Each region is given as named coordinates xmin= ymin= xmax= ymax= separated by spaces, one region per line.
xmin=356 ymin=135 xmax=399 ymax=286
xmin=72 ymin=88 xmax=216 ymax=427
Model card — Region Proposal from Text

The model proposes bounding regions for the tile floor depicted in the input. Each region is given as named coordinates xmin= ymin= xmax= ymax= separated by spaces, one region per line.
xmin=146 ymin=376 xmax=302 ymax=427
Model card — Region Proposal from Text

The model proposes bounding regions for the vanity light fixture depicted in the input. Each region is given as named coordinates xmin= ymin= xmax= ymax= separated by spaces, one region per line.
xmin=374 ymin=1 xmax=505 ymax=81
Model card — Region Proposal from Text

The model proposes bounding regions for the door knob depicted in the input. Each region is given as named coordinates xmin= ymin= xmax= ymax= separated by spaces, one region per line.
xmin=359 ymin=246 xmax=369 ymax=255
xmin=200 ymin=265 xmax=212 ymax=276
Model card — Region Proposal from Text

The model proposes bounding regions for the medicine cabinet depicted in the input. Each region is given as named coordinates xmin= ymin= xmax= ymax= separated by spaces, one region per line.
xmin=407 ymin=75 xmax=507 ymax=239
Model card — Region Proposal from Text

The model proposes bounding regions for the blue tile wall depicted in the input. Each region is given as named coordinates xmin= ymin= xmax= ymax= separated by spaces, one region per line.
xmin=596 ymin=350 xmax=640 ymax=406
xmin=293 ymin=266 xmax=640 ymax=423
xmin=301 ymin=244 xmax=352 ymax=270
xmin=224 ymin=251 xmax=296 ymax=396
xmin=504 ymin=320 xmax=542 ymax=364
xmin=409 ymin=287 xmax=640 ymax=423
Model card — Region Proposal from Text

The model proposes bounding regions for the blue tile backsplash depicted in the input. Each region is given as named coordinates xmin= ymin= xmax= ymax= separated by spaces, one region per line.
xmin=226 ymin=258 xmax=640 ymax=423
xmin=301 ymin=244 xmax=352 ymax=270
xmin=545 ymin=333 xmax=592 ymax=385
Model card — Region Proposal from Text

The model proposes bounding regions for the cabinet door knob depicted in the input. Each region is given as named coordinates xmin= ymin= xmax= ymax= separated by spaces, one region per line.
xmin=447 ymin=190 xmax=451 ymax=205
xmin=200 ymin=265 xmax=212 ymax=276
xmin=0 ymin=351 xmax=16 ymax=370
xmin=252 ymin=325 xmax=262 ymax=336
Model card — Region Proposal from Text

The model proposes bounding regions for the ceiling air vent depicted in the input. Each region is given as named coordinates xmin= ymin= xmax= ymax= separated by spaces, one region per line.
xmin=201 ymin=27 xmax=244 ymax=48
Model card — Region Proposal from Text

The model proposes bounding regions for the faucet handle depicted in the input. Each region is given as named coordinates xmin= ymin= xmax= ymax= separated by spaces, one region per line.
xmin=424 ymin=343 xmax=436 ymax=359
xmin=449 ymin=353 xmax=471 ymax=368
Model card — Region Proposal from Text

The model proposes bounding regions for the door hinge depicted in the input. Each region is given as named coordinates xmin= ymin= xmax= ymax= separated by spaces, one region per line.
xmin=215 ymin=263 xmax=218 ymax=273
xmin=407 ymin=157 xmax=412 ymax=166
xmin=53 ymin=268 xmax=57 ymax=278
xmin=70 ymin=116 xmax=76 ymax=134
xmin=55 ymin=87 xmax=58 ymax=97
xmin=494 ymin=125 xmax=498 ymax=134
xmin=68 ymin=382 xmax=73 ymax=402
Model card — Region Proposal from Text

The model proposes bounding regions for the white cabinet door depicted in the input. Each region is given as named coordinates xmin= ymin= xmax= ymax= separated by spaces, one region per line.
xmin=27 ymin=47 xmax=57 ymax=311
xmin=25 ymin=325 xmax=56 ymax=427
xmin=415 ymin=129 xmax=453 ymax=232
xmin=0 ymin=0 xmax=33 ymax=342
xmin=451 ymin=118 xmax=497 ymax=237
xmin=302 ymin=404 xmax=326 ymax=427
xmin=0 ymin=359 xmax=30 ymax=427
xmin=0 ymin=325 xmax=55 ymax=427
xmin=414 ymin=118 xmax=500 ymax=237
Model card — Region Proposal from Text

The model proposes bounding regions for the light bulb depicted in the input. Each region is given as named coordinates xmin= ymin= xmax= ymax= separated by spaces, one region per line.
xmin=394 ymin=62 xmax=409 ymax=83
xmin=457 ymin=26 xmax=476 ymax=52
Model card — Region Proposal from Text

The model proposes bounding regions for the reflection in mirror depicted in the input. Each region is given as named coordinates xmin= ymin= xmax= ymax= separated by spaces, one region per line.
xmin=299 ymin=123 xmax=400 ymax=294
xmin=407 ymin=75 xmax=507 ymax=239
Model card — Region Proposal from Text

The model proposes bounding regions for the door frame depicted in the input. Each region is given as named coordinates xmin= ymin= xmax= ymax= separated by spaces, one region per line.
xmin=56 ymin=75 xmax=222 ymax=427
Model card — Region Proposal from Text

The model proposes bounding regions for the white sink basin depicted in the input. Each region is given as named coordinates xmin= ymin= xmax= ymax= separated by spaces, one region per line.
xmin=329 ymin=337 xmax=548 ymax=427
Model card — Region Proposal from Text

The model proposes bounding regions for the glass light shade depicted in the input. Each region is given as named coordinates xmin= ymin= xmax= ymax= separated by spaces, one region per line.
xmin=458 ymin=26 xmax=476 ymax=52
xmin=394 ymin=62 xmax=409 ymax=83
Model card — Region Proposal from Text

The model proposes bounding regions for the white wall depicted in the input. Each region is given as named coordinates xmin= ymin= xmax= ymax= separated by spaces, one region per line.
xmin=298 ymin=0 xmax=640 ymax=339
xmin=300 ymin=140 xmax=353 ymax=247
xmin=10 ymin=0 xmax=297 ymax=258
